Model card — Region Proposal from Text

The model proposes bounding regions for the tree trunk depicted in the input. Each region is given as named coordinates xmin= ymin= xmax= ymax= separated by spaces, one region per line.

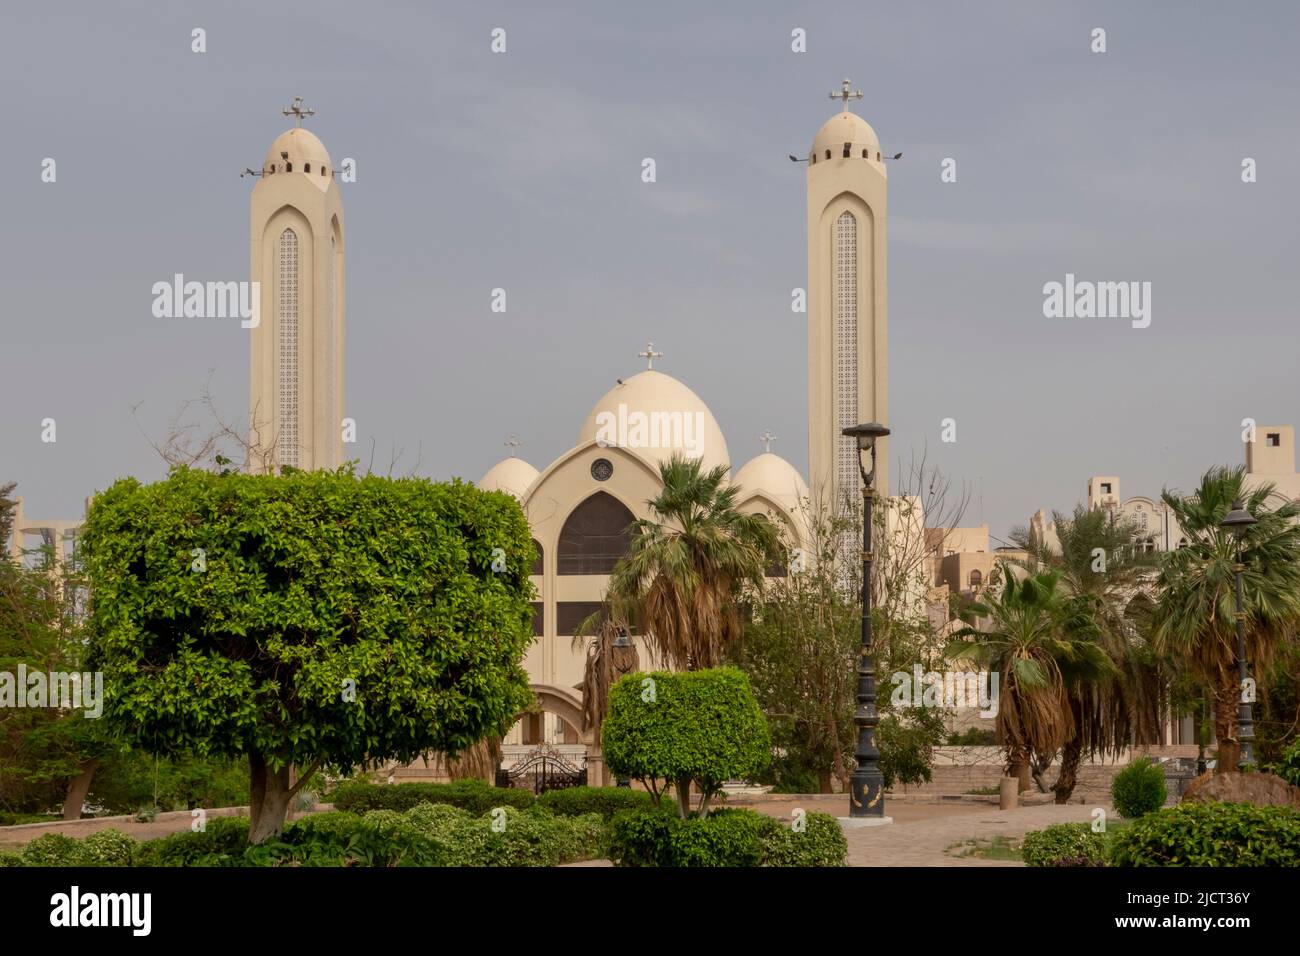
xmin=1006 ymin=746 xmax=1031 ymax=792
xmin=818 ymin=768 xmax=833 ymax=794
xmin=1212 ymin=679 xmax=1239 ymax=775
xmin=247 ymin=752 xmax=294 ymax=843
xmin=62 ymin=758 xmax=98 ymax=821
xmin=1053 ymin=739 xmax=1082 ymax=804
xmin=674 ymin=778 xmax=691 ymax=819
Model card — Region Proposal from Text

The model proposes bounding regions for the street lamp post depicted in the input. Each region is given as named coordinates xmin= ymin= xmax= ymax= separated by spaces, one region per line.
xmin=842 ymin=422 xmax=890 ymax=818
xmin=611 ymin=626 xmax=636 ymax=788
xmin=1220 ymin=498 xmax=1257 ymax=771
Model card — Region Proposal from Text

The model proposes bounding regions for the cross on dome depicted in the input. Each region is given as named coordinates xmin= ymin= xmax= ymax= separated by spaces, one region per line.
xmin=759 ymin=429 xmax=778 ymax=453
xmin=638 ymin=341 xmax=663 ymax=370
xmin=504 ymin=435 xmax=521 ymax=451
xmin=282 ymin=96 xmax=315 ymax=126
xmin=829 ymin=78 xmax=863 ymax=111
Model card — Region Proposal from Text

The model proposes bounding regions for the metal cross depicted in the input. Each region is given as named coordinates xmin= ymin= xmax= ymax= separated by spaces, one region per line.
xmin=759 ymin=429 xmax=778 ymax=453
xmin=504 ymin=435 xmax=521 ymax=451
xmin=638 ymin=341 xmax=663 ymax=370
xmin=282 ymin=96 xmax=315 ymax=126
xmin=830 ymin=78 xmax=863 ymax=111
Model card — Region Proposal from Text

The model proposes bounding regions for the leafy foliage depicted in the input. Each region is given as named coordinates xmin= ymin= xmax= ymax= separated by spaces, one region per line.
xmin=1110 ymin=757 xmax=1168 ymax=818
xmin=602 ymin=667 xmax=770 ymax=817
xmin=1273 ymin=738 xmax=1300 ymax=788
xmin=877 ymin=708 xmax=947 ymax=789
xmin=535 ymin=785 xmax=654 ymax=819
xmin=328 ymin=779 xmax=534 ymax=815
xmin=1110 ymin=802 xmax=1300 ymax=866
xmin=80 ymin=466 xmax=537 ymax=840
xmin=1021 ymin=822 xmax=1109 ymax=867
xmin=605 ymin=806 xmax=846 ymax=867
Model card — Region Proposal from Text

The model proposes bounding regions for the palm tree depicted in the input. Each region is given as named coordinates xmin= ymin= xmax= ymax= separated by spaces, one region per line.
xmin=608 ymin=454 xmax=778 ymax=671
xmin=949 ymin=568 xmax=1113 ymax=789
xmin=1152 ymin=466 xmax=1300 ymax=773
xmin=571 ymin=612 xmax=640 ymax=741
xmin=1011 ymin=505 xmax=1163 ymax=802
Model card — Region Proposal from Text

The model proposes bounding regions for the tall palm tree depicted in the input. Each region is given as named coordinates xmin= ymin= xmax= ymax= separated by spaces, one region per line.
xmin=949 ymin=568 xmax=1113 ymax=788
xmin=608 ymin=454 xmax=778 ymax=671
xmin=1152 ymin=466 xmax=1300 ymax=773
xmin=1012 ymin=505 xmax=1162 ymax=802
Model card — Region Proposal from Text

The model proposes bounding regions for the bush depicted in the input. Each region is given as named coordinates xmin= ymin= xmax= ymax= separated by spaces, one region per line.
xmin=1111 ymin=802 xmax=1300 ymax=867
xmin=133 ymin=816 xmax=251 ymax=867
xmin=1273 ymin=739 xmax=1300 ymax=788
xmin=602 ymin=667 xmax=771 ymax=815
xmin=1021 ymin=822 xmax=1109 ymax=867
xmin=329 ymin=779 xmax=534 ymax=815
xmin=606 ymin=807 xmax=846 ymax=867
xmin=536 ymin=786 xmax=654 ymax=819
xmin=1111 ymin=758 xmax=1168 ymax=818
xmin=78 ymin=828 xmax=139 ymax=866
xmin=0 ymin=853 xmax=21 ymax=867
xmin=20 ymin=833 xmax=84 ymax=867
xmin=760 ymin=811 xmax=848 ymax=867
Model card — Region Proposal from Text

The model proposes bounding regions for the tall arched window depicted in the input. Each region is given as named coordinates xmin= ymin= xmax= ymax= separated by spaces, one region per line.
xmin=327 ymin=233 xmax=337 ymax=465
xmin=834 ymin=210 xmax=858 ymax=508
xmin=557 ymin=492 xmax=634 ymax=574
xmin=531 ymin=539 xmax=544 ymax=576
xmin=278 ymin=227 xmax=299 ymax=468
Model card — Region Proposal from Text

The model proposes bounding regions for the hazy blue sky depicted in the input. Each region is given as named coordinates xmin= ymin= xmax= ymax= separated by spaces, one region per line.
xmin=3 ymin=1 xmax=1298 ymax=540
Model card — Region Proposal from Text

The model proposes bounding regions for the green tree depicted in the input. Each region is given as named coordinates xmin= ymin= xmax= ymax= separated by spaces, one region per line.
xmin=81 ymin=466 xmax=537 ymax=842
xmin=1152 ymin=466 xmax=1300 ymax=773
xmin=950 ymin=569 xmax=1113 ymax=789
xmin=608 ymin=454 xmax=777 ymax=671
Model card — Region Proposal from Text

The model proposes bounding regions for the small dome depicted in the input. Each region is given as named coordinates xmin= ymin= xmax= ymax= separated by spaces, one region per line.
xmin=264 ymin=128 xmax=332 ymax=185
xmin=578 ymin=370 xmax=730 ymax=476
xmin=478 ymin=457 xmax=539 ymax=500
xmin=810 ymin=110 xmax=880 ymax=160
xmin=733 ymin=453 xmax=809 ymax=512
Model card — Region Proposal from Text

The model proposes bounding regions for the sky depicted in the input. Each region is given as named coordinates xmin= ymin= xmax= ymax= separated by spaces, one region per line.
xmin=2 ymin=0 xmax=1298 ymax=542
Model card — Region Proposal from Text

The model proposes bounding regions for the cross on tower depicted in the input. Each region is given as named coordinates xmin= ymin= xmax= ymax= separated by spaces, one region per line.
xmin=759 ymin=429 xmax=778 ymax=453
xmin=638 ymin=341 xmax=663 ymax=370
xmin=282 ymin=96 xmax=316 ymax=126
xmin=830 ymin=78 xmax=863 ymax=111
xmin=504 ymin=435 xmax=521 ymax=451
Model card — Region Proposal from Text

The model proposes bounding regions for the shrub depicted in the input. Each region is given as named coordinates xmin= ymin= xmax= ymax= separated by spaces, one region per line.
xmin=1111 ymin=802 xmax=1300 ymax=867
xmin=0 ymin=853 xmax=21 ymax=868
xmin=78 ymin=828 xmax=139 ymax=866
xmin=536 ymin=786 xmax=654 ymax=819
xmin=134 ymin=816 xmax=251 ymax=867
xmin=20 ymin=833 xmax=83 ymax=867
xmin=1111 ymin=758 xmax=1168 ymax=818
xmin=602 ymin=667 xmax=770 ymax=816
xmin=329 ymin=779 xmax=534 ymax=815
xmin=1021 ymin=822 xmax=1108 ymax=867
xmin=606 ymin=807 xmax=681 ymax=867
xmin=669 ymin=809 xmax=772 ymax=867
xmin=1274 ymin=738 xmax=1300 ymax=788
xmin=760 ymin=811 xmax=848 ymax=867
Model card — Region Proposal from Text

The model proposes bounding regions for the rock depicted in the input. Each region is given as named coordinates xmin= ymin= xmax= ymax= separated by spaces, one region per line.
xmin=1180 ymin=771 xmax=1300 ymax=809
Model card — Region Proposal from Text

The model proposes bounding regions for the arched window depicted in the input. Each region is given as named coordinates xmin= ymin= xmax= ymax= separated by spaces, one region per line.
xmin=285 ymin=162 xmax=292 ymax=172
xmin=557 ymin=492 xmax=634 ymax=574
xmin=321 ymin=166 xmax=327 ymax=176
xmin=969 ymin=569 xmax=983 ymax=588
xmin=862 ymin=149 xmax=869 ymax=158
xmin=304 ymin=163 xmax=311 ymax=173
xmin=531 ymin=539 xmax=544 ymax=576
xmin=277 ymin=227 xmax=299 ymax=468
xmin=825 ymin=149 xmax=831 ymax=160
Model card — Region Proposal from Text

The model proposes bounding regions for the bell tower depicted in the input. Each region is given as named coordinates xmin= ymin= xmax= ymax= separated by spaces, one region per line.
xmin=807 ymin=80 xmax=889 ymax=508
xmin=249 ymin=98 xmax=345 ymax=471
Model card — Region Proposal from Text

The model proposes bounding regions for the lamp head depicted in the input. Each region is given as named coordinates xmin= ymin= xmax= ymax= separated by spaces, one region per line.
xmin=842 ymin=422 xmax=891 ymax=450
xmin=1220 ymin=499 xmax=1257 ymax=536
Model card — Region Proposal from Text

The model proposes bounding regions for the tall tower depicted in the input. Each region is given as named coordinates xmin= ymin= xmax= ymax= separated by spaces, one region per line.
xmin=807 ymin=80 xmax=889 ymax=508
xmin=249 ymin=99 xmax=345 ymax=471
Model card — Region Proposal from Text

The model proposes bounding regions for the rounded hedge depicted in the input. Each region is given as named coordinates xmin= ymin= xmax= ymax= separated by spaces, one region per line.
xmin=1110 ymin=802 xmax=1300 ymax=866
xmin=1111 ymin=758 xmax=1167 ymax=818
xmin=1021 ymin=822 xmax=1109 ymax=867
xmin=605 ymin=807 xmax=847 ymax=867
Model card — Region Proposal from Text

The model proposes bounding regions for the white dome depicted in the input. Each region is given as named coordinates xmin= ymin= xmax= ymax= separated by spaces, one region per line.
xmin=578 ymin=370 xmax=730 ymax=476
xmin=811 ymin=110 xmax=880 ymax=160
xmin=733 ymin=453 xmax=809 ymax=512
xmin=478 ymin=457 xmax=539 ymax=499
xmin=264 ymin=128 xmax=333 ymax=189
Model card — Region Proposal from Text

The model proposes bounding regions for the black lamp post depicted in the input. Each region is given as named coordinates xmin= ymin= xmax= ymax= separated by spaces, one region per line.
xmin=611 ymin=626 xmax=635 ymax=788
xmin=842 ymin=422 xmax=890 ymax=817
xmin=1219 ymin=498 xmax=1257 ymax=771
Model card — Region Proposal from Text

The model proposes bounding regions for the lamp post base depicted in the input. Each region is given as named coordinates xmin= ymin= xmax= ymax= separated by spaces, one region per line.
xmin=837 ymin=815 xmax=894 ymax=829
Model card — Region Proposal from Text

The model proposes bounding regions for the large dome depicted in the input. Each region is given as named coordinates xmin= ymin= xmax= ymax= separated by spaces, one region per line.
xmin=733 ymin=453 xmax=809 ymax=512
xmin=578 ymin=370 xmax=730 ymax=475
xmin=478 ymin=457 xmax=539 ymax=499
xmin=810 ymin=110 xmax=880 ymax=159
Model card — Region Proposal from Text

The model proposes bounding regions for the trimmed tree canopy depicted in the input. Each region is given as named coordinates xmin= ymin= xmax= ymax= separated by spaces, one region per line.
xmin=81 ymin=466 xmax=536 ymax=839
xmin=602 ymin=666 xmax=769 ymax=816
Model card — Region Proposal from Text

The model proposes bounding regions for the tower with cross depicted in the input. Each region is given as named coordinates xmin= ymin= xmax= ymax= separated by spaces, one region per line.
xmin=805 ymin=79 xmax=890 ymax=505
xmin=247 ymin=101 xmax=347 ymax=473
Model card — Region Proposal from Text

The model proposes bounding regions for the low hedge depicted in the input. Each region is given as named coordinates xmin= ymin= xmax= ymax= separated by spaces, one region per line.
xmin=329 ymin=779 xmax=535 ymax=815
xmin=606 ymin=807 xmax=847 ymax=867
xmin=1110 ymin=802 xmax=1300 ymax=867
xmin=1021 ymin=822 xmax=1110 ymax=867
xmin=132 ymin=816 xmax=252 ymax=867
xmin=19 ymin=828 xmax=141 ymax=867
xmin=1111 ymin=758 xmax=1168 ymax=819
xmin=536 ymin=786 xmax=655 ymax=819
